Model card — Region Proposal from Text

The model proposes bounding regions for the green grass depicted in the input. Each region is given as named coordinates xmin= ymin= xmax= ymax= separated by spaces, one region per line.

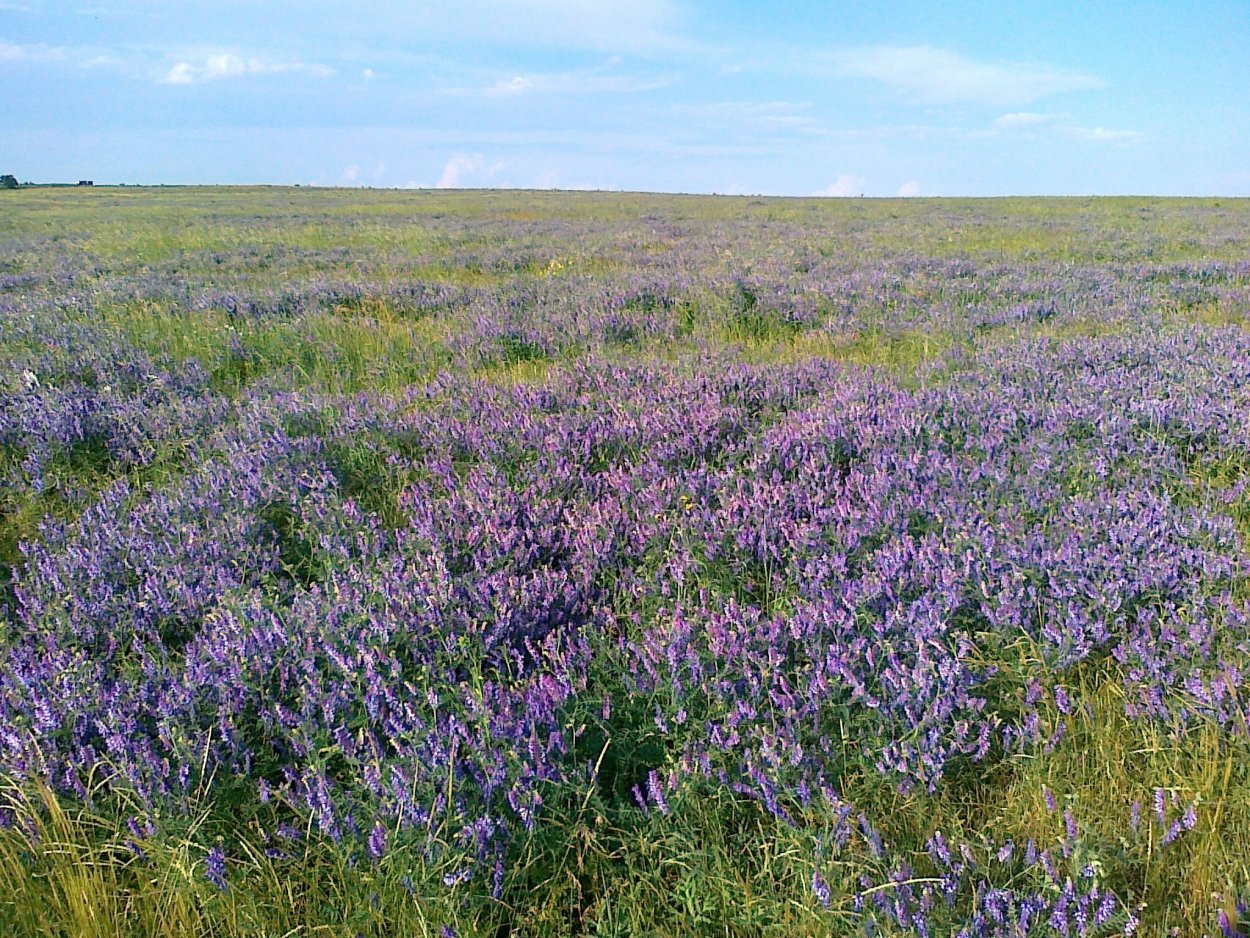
xmin=6 ymin=188 xmax=1250 ymax=267
xmin=82 ymin=301 xmax=455 ymax=396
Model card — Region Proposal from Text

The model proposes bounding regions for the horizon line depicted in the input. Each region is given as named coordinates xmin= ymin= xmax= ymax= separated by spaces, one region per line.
xmin=4 ymin=183 xmax=1244 ymax=200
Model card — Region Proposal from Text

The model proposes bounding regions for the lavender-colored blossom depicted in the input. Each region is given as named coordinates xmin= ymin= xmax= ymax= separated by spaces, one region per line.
xmin=811 ymin=870 xmax=832 ymax=908
xmin=367 ymin=823 xmax=387 ymax=860
xmin=204 ymin=846 xmax=228 ymax=892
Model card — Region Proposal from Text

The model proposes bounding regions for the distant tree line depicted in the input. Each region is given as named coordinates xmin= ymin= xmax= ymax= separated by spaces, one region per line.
xmin=1 ymin=176 xmax=97 ymax=188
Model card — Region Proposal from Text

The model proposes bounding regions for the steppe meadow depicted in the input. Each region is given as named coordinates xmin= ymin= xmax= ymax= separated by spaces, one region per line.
xmin=1 ymin=188 xmax=1249 ymax=936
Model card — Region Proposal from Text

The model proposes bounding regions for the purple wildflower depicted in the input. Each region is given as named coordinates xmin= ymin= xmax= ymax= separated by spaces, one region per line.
xmin=204 ymin=846 xmax=228 ymax=892
xmin=367 ymin=823 xmax=387 ymax=860
xmin=811 ymin=870 xmax=832 ymax=908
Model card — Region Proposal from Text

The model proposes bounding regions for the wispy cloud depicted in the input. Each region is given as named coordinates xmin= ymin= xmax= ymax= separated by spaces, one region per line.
xmin=0 ymin=40 xmax=71 ymax=64
xmin=986 ymin=112 xmax=1141 ymax=143
xmin=1066 ymin=126 xmax=1142 ymax=142
xmin=3 ymin=39 xmax=332 ymax=87
xmin=0 ymin=38 xmax=122 ymax=70
xmin=992 ymin=112 xmax=1060 ymax=130
xmin=478 ymin=70 xmax=673 ymax=97
xmin=897 ymin=180 xmax=921 ymax=197
xmin=834 ymin=46 xmax=1105 ymax=107
xmin=673 ymin=100 xmax=819 ymax=132
xmin=161 ymin=53 xmax=334 ymax=86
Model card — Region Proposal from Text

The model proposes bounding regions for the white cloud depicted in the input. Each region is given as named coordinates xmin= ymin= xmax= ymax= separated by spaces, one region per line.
xmin=818 ymin=174 xmax=865 ymax=197
xmin=835 ymin=46 xmax=1104 ymax=107
xmin=897 ymin=180 xmax=921 ymax=197
xmin=489 ymin=75 xmax=532 ymax=95
xmin=342 ymin=164 xmax=360 ymax=183
xmin=435 ymin=153 xmax=503 ymax=188
xmin=674 ymin=100 xmax=819 ymax=132
xmin=992 ymin=112 xmax=1059 ymax=130
xmin=160 ymin=53 xmax=334 ymax=85
xmin=0 ymin=39 xmax=124 ymax=71
xmin=437 ymin=154 xmax=480 ymax=188
xmin=1067 ymin=126 xmax=1142 ymax=142
xmin=80 ymin=54 xmax=123 ymax=68
xmin=983 ymin=111 xmax=1140 ymax=143
xmin=362 ymin=68 xmax=376 ymax=80
xmin=984 ymin=112 xmax=1142 ymax=143
xmin=0 ymin=40 xmax=70 ymax=63
xmin=162 ymin=61 xmax=195 ymax=85
xmin=475 ymin=70 xmax=673 ymax=97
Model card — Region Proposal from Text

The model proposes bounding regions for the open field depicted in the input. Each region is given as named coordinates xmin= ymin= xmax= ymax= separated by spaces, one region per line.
xmin=2 ymin=187 xmax=1250 ymax=936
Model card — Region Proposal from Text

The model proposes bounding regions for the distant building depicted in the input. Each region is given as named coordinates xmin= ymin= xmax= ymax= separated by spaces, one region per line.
xmin=77 ymin=180 xmax=94 ymax=186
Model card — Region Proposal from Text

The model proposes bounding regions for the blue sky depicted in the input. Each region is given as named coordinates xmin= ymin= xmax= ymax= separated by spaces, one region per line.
xmin=3 ymin=0 xmax=1248 ymax=195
